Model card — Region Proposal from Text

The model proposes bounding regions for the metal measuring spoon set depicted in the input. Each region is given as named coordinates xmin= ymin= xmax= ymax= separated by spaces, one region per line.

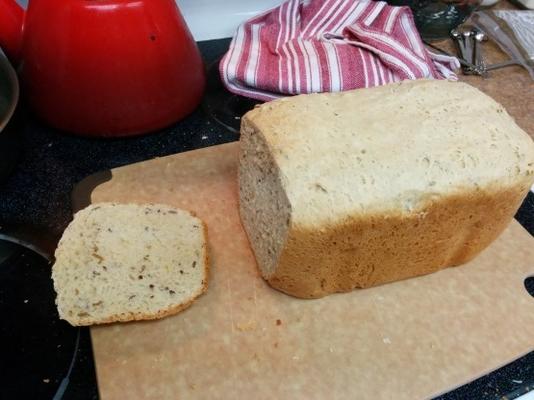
xmin=450 ymin=28 xmax=519 ymax=76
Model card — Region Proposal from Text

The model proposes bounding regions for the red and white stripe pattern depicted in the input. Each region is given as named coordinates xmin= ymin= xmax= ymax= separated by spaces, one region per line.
xmin=220 ymin=0 xmax=460 ymax=101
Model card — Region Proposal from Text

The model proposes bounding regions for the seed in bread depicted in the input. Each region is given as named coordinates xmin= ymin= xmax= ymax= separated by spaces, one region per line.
xmin=52 ymin=203 xmax=208 ymax=326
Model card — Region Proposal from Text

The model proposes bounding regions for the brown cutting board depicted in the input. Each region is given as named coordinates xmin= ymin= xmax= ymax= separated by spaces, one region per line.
xmin=74 ymin=142 xmax=534 ymax=400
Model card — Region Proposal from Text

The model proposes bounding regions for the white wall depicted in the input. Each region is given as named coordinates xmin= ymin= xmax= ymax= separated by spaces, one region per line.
xmin=177 ymin=0 xmax=281 ymax=40
xmin=15 ymin=0 xmax=282 ymax=40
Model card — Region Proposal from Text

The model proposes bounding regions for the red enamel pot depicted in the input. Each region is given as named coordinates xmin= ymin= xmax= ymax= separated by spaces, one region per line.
xmin=0 ymin=0 xmax=206 ymax=137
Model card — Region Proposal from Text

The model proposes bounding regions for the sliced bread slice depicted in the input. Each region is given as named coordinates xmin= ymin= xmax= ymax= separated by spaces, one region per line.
xmin=52 ymin=202 xmax=208 ymax=326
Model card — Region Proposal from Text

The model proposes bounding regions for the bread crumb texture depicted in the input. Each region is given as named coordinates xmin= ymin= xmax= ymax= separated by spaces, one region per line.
xmin=52 ymin=203 xmax=208 ymax=326
xmin=239 ymin=79 xmax=534 ymax=298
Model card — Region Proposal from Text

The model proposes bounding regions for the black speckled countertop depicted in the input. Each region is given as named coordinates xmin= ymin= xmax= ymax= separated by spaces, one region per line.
xmin=0 ymin=38 xmax=533 ymax=400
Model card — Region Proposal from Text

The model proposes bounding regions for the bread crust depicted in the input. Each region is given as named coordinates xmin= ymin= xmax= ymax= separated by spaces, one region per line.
xmin=266 ymin=183 xmax=529 ymax=298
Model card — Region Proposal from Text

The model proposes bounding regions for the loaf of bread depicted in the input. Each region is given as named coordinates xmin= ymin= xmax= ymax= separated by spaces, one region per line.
xmin=239 ymin=79 xmax=534 ymax=299
xmin=52 ymin=203 xmax=208 ymax=326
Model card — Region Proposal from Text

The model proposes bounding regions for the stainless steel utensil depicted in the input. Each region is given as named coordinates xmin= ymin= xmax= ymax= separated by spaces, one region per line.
xmin=424 ymin=39 xmax=478 ymax=70
xmin=451 ymin=29 xmax=465 ymax=60
xmin=461 ymin=29 xmax=474 ymax=66
xmin=472 ymin=29 xmax=487 ymax=77
xmin=0 ymin=47 xmax=20 ymax=183
xmin=0 ymin=47 xmax=18 ymax=132
xmin=424 ymin=36 xmax=519 ymax=76
xmin=484 ymin=59 xmax=520 ymax=71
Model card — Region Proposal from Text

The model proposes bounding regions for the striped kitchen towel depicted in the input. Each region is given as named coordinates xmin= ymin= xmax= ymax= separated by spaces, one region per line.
xmin=220 ymin=0 xmax=460 ymax=101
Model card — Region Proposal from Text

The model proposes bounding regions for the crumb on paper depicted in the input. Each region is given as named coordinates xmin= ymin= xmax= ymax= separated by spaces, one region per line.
xmin=43 ymin=379 xmax=50 ymax=383
xmin=276 ymin=319 xmax=282 ymax=326
xmin=292 ymin=355 xmax=299 ymax=361
xmin=236 ymin=320 xmax=257 ymax=332
xmin=329 ymin=347 xmax=334 ymax=353
xmin=189 ymin=383 xmax=196 ymax=390
xmin=382 ymin=337 xmax=391 ymax=344
xmin=274 ymin=342 xmax=278 ymax=348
